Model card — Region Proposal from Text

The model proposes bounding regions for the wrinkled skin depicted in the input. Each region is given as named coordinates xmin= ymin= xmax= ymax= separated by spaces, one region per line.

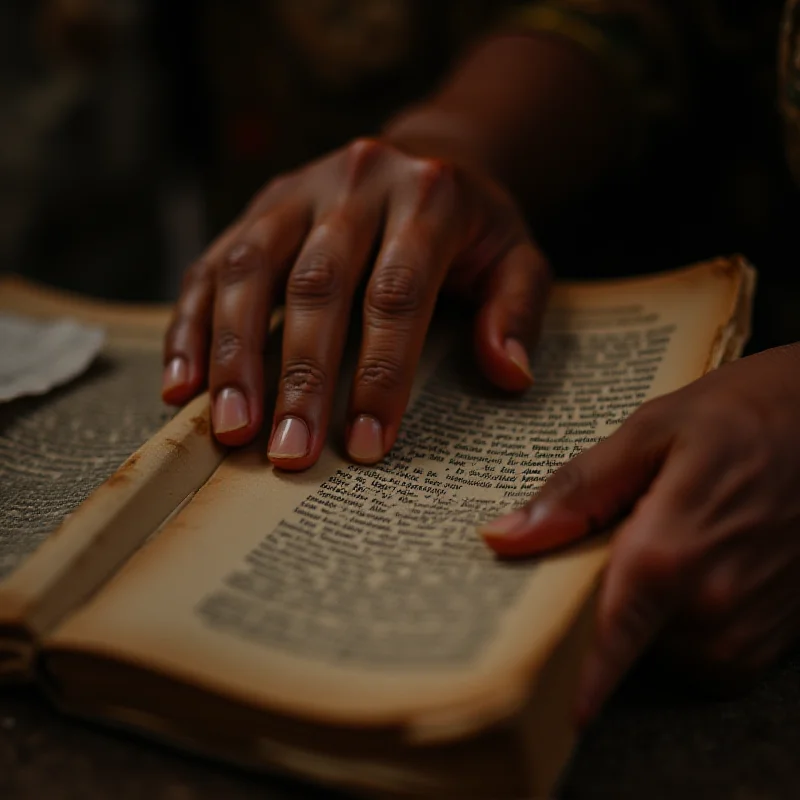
xmin=162 ymin=138 xmax=550 ymax=470
xmin=482 ymin=344 xmax=800 ymax=726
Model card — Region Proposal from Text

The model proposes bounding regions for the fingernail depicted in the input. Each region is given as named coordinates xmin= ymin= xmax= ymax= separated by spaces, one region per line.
xmin=348 ymin=414 xmax=384 ymax=463
xmin=162 ymin=357 xmax=188 ymax=394
xmin=268 ymin=416 xmax=310 ymax=460
xmin=479 ymin=508 xmax=529 ymax=538
xmin=213 ymin=387 xmax=249 ymax=434
xmin=505 ymin=338 xmax=534 ymax=384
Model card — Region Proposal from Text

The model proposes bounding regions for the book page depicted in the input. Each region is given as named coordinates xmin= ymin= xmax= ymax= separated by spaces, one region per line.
xmin=0 ymin=281 xmax=231 ymax=680
xmin=0 ymin=280 xmax=171 ymax=581
xmin=44 ymin=260 xmax=752 ymax=736
xmin=0 ymin=348 xmax=172 ymax=581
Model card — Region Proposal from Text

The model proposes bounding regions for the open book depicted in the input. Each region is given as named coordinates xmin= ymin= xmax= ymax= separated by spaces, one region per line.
xmin=0 ymin=258 xmax=754 ymax=799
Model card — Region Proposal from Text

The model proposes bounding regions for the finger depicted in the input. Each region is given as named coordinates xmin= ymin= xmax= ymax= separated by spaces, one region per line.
xmin=346 ymin=160 xmax=461 ymax=464
xmin=574 ymin=435 xmax=734 ymax=726
xmin=661 ymin=552 xmax=800 ymax=684
xmin=668 ymin=529 xmax=800 ymax=634
xmin=473 ymin=240 xmax=551 ymax=392
xmin=267 ymin=206 xmax=381 ymax=469
xmin=480 ymin=402 xmax=674 ymax=556
xmin=209 ymin=207 xmax=310 ymax=446
xmin=575 ymin=460 xmax=700 ymax=726
xmin=162 ymin=225 xmax=242 ymax=405
xmin=576 ymin=564 xmax=677 ymax=727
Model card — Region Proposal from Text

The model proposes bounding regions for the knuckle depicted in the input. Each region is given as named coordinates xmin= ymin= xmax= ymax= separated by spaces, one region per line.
xmin=728 ymin=402 xmax=771 ymax=444
xmin=213 ymin=329 xmax=245 ymax=367
xmin=412 ymin=156 xmax=456 ymax=193
xmin=286 ymin=252 xmax=342 ymax=306
xmin=281 ymin=358 xmax=328 ymax=399
xmin=694 ymin=394 xmax=768 ymax=443
xmin=347 ymin=137 xmax=384 ymax=160
xmin=684 ymin=398 xmax=777 ymax=480
xmin=342 ymin=137 xmax=385 ymax=186
xmin=410 ymin=157 xmax=458 ymax=210
xmin=218 ymin=243 xmax=262 ymax=286
xmin=355 ymin=356 xmax=404 ymax=393
xmin=366 ymin=264 xmax=426 ymax=318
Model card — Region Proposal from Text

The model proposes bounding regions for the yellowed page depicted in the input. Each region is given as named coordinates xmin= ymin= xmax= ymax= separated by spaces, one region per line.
xmin=0 ymin=276 xmax=170 ymax=341
xmin=0 ymin=278 xmax=171 ymax=579
xmin=0 ymin=279 xmax=224 ymax=677
xmin=43 ymin=259 xmax=752 ymax=738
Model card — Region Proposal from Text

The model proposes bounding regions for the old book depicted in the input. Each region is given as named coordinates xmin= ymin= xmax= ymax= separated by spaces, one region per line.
xmin=0 ymin=258 xmax=754 ymax=799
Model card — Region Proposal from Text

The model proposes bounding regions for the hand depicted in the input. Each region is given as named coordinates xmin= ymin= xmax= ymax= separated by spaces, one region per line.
xmin=481 ymin=345 xmax=800 ymax=725
xmin=162 ymin=138 xmax=550 ymax=469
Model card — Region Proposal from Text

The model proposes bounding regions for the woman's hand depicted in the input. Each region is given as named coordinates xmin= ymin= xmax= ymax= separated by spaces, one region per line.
xmin=481 ymin=345 xmax=800 ymax=726
xmin=162 ymin=138 xmax=550 ymax=469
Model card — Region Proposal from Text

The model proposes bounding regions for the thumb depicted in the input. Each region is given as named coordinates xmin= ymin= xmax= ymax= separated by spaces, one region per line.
xmin=473 ymin=240 xmax=551 ymax=393
xmin=480 ymin=406 xmax=672 ymax=557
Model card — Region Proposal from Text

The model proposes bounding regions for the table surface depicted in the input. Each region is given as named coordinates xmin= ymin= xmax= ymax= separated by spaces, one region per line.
xmin=3 ymin=650 xmax=800 ymax=799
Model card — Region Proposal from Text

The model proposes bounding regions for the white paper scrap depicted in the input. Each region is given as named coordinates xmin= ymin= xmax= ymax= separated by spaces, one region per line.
xmin=0 ymin=313 xmax=106 ymax=402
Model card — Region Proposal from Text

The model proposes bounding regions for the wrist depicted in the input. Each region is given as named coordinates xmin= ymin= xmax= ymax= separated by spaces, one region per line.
xmin=382 ymin=106 xmax=492 ymax=176
xmin=383 ymin=32 xmax=631 ymax=224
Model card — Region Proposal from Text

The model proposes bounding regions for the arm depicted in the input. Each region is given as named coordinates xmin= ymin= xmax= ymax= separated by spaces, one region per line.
xmin=385 ymin=0 xmax=680 ymax=221
xmin=385 ymin=33 xmax=630 ymax=222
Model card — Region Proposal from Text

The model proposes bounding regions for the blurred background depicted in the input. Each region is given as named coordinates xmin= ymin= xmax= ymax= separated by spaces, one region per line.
xmin=0 ymin=0 xmax=509 ymax=302
xmin=0 ymin=0 xmax=797 ymax=350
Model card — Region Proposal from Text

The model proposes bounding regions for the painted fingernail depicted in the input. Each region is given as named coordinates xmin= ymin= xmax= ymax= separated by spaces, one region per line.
xmin=479 ymin=509 xmax=529 ymax=538
xmin=268 ymin=416 xmax=310 ymax=460
xmin=213 ymin=387 xmax=249 ymax=434
xmin=505 ymin=338 xmax=534 ymax=384
xmin=162 ymin=357 xmax=188 ymax=395
xmin=348 ymin=414 xmax=384 ymax=463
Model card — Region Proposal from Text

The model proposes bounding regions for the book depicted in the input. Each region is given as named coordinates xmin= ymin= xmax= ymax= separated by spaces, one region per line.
xmin=0 ymin=258 xmax=755 ymax=799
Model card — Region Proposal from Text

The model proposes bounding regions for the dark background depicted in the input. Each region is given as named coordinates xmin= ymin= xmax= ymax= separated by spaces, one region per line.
xmin=1 ymin=0 xmax=798 ymax=357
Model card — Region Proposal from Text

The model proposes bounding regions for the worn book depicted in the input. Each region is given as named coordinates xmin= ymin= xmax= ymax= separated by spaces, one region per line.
xmin=0 ymin=258 xmax=754 ymax=799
